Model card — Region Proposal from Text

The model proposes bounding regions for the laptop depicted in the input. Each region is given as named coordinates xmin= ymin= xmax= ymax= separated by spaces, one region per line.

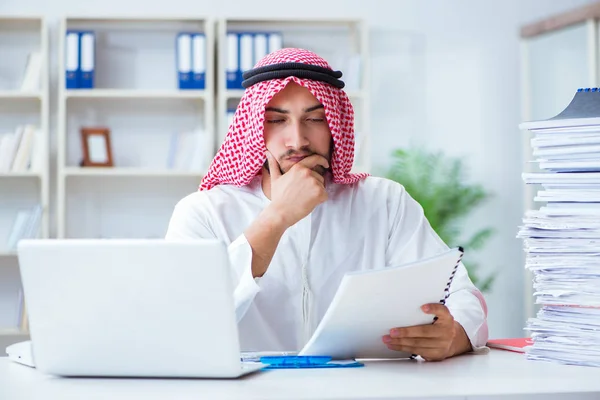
xmin=15 ymin=238 xmax=265 ymax=378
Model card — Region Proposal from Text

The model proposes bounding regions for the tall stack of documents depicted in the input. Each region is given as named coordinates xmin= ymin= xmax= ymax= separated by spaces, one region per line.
xmin=518 ymin=88 xmax=600 ymax=367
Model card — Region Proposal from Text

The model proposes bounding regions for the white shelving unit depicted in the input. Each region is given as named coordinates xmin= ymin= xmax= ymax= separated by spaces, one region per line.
xmin=0 ymin=15 xmax=49 ymax=340
xmin=57 ymin=16 xmax=214 ymax=239
xmin=216 ymin=18 xmax=371 ymax=174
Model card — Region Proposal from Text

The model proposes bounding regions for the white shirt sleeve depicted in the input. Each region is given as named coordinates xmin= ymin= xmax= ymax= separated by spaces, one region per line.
xmin=384 ymin=182 xmax=489 ymax=351
xmin=164 ymin=195 xmax=260 ymax=322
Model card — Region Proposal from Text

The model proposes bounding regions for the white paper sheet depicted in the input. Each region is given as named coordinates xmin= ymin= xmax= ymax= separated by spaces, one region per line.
xmin=298 ymin=248 xmax=463 ymax=360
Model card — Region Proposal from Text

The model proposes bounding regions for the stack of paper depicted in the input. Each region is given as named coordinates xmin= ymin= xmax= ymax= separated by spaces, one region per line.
xmin=518 ymin=88 xmax=600 ymax=367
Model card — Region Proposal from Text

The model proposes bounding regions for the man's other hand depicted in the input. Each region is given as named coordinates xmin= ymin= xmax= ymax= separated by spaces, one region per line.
xmin=382 ymin=303 xmax=472 ymax=361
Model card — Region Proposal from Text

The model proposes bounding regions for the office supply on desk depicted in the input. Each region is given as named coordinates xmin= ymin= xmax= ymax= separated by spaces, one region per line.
xmin=519 ymin=88 xmax=600 ymax=368
xmin=299 ymin=247 xmax=463 ymax=360
xmin=241 ymin=350 xmax=298 ymax=362
xmin=259 ymin=355 xmax=364 ymax=369
xmin=487 ymin=338 xmax=532 ymax=353
xmin=16 ymin=239 xmax=265 ymax=378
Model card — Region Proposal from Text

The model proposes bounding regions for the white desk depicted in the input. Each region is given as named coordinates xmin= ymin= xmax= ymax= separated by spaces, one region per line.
xmin=1 ymin=350 xmax=599 ymax=400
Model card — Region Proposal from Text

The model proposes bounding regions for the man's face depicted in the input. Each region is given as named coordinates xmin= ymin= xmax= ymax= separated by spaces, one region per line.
xmin=263 ymin=82 xmax=332 ymax=175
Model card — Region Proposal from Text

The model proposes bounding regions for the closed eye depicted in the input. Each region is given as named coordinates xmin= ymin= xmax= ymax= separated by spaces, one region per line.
xmin=266 ymin=119 xmax=285 ymax=124
xmin=307 ymin=118 xmax=325 ymax=123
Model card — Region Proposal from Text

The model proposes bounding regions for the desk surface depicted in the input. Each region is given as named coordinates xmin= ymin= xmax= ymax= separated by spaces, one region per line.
xmin=1 ymin=350 xmax=599 ymax=400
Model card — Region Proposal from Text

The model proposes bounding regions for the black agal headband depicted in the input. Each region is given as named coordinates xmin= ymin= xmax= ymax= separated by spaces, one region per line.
xmin=241 ymin=62 xmax=345 ymax=89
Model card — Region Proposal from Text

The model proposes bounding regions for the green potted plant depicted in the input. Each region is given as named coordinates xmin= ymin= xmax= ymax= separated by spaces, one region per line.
xmin=385 ymin=146 xmax=496 ymax=292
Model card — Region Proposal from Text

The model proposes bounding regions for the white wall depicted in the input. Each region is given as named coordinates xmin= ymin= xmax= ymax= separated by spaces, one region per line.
xmin=0 ymin=0 xmax=594 ymax=340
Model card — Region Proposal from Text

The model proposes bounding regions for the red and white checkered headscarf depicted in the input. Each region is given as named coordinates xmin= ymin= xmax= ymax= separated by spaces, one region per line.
xmin=199 ymin=48 xmax=368 ymax=191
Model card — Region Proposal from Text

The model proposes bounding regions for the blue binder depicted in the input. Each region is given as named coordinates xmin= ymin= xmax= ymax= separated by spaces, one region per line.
xmin=238 ymin=32 xmax=254 ymax=88
xmin=226 ymin=32 xmax=239 ymax=89
xmin=267 ymin=31 xmax=283 ymax=54
xmin=79 ymin=31 xmax=95 ymax=89
xmin=191 ymin=33 xmax=206 ymax=89
xmin=65 ymin=30 xmax=80 ymax=89
xmin=176 ymin=32 xmax=193 ymax=89
xmin=225 ymin=31 xmax=284 ymax=89
xmin=253 ymin=32 xmax=268 ymax=66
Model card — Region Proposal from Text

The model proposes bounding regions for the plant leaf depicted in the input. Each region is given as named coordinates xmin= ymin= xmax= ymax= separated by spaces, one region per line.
xmin=385 ymin=145 xmax=496 ymax=292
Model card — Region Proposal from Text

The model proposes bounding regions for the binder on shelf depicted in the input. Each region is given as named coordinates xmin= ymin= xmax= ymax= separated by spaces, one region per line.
xmin=191 ymin=33 xmax=206 ymax=89
xmin=239 ymin=33 xmax=254 ymax=83
xmin=226 ymin=32 xmax=239 ymax=89
xmin=268 ymin=31 xmax=283 ymax=54
xmin=225 ymin=31 xmax=285 ymax=90
xmin=253 ymin=32 xmax=268 ymax=66
xmin=79 ymin=31 xmax=95 ymax=89
xmin=65 ymin=30 xmax=80 ymax=89
xmin=176 ymin=32 xmax=193 ymax=90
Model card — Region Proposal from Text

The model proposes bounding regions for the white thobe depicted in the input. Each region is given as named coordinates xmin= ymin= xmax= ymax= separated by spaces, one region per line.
xmin=165 ymin=175 xmax=489 ymax=352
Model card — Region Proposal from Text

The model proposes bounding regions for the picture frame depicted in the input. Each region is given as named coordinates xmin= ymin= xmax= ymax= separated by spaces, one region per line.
xmin=81 ymin=127 xmax=113 ymax=167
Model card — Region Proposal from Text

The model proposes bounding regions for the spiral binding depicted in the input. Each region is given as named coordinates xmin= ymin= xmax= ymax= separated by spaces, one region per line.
xmin=439 ymin=246 xmax=464 ymax=306
xmin=409 ymin=247 xmax=464 ymax=360
xmin=577 ymin=88 xmax=600 ymax=92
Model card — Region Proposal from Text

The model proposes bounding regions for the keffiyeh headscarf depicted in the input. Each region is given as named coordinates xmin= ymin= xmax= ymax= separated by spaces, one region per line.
xmin=199 ymin=48 xmax=368 ymax=191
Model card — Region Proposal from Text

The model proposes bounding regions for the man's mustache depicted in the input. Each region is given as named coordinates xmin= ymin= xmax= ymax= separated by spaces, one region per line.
xmin=282 ymin=149 xmax=315 ymax=159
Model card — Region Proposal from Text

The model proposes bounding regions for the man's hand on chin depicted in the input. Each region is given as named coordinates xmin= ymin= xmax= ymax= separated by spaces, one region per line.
xmin=382 ymin=303 xmax=472 ymax=361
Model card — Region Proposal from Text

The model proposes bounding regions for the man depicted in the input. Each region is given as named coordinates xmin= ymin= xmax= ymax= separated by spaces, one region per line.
xmin=165 ymin=48 xmax=488 ymax=361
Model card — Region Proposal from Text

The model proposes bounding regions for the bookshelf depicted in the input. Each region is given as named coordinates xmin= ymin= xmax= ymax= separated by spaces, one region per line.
xmin=216 ymin=18 xmax=371 ymax=174
xmin=0 ymin=16 xmax=49 ymax=339
xmin=56 ymin=16 xmax=215 ymax=239
xmin=519 ymin=4 xmax=600 ymax=322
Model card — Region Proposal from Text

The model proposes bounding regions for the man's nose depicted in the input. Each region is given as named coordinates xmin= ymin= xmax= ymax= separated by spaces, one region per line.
xmin=285 ymin=122 xmax=310 ymax=149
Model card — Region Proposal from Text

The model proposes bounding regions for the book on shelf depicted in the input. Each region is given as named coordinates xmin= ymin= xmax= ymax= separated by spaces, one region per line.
xmin=0 ymin=125 xmax=44 ymax=173
xmin=518 ymin=87 xmax=600 ymax=368
xmin=20 ymin=51 xmax=42 ymax=92
xmin=6 ymin=205 xmax=42 ymax=251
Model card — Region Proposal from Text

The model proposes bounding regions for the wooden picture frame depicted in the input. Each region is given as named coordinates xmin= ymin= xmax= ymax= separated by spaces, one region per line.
xmin=81 ymin=127 xmax=113 ymax=167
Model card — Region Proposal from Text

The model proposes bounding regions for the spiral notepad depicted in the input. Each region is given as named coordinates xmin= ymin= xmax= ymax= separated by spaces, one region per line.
xmin=299 ymin=247 xmax=465 ymax=360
